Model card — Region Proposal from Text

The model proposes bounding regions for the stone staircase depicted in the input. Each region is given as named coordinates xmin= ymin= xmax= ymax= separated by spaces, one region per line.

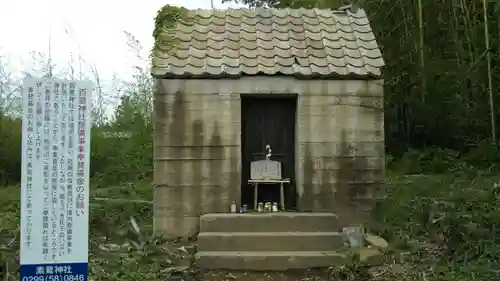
xmin=195 ymin=212 xmax=348 ymax=270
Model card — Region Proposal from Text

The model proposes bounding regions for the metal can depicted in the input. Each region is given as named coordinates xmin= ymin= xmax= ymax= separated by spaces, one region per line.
xmin=257 ymin=202 xmax=264 ymax=212
xmin=272 ymin=202 xmax=278 ymax=212
xmin=266 ymin=202 xmax=272 ymax=212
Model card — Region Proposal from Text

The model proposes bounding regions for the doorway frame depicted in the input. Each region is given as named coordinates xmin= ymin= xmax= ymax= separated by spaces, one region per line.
xmin=239 ymin=93 xmax=299 ymax=210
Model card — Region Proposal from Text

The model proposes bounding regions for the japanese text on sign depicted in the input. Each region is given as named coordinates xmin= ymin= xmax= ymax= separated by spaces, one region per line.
xmin=20 ymin=77 xmax=92 ymax=281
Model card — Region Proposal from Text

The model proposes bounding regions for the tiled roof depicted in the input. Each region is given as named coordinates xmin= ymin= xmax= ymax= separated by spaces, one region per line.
xmin=151 ymin=6 xmax=384 ymax=79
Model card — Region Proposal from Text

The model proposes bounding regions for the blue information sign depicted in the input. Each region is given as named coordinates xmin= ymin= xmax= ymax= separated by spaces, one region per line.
xmin=20 ymin=262 xmax=88 ymax=281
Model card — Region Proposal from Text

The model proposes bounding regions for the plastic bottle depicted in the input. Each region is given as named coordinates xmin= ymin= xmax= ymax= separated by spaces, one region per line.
xmin=230 ymin=201 xmax=237 ymax=213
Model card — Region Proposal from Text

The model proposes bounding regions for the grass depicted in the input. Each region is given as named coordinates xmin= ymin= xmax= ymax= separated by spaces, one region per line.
xmin=367 ymin=172 xmax=500 ymax=281
xmin=0 ymin=181 xmax=201 ymax=281
xmin=1 ymin=170 xmax=499 ymax=280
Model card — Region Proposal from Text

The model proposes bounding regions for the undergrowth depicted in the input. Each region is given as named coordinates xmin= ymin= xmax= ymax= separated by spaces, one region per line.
xmin=364 ymin=172 xmax=500 ymax=281
xmin=334 ymin=144 xmax=500 ymax=281
xmin=1 ymin=145 xmax=500 ymax=280
xmin=0 ymin=182 xmax=201 ymax=281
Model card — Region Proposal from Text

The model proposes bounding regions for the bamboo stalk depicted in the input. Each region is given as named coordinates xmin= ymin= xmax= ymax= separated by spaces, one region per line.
xmin=482 ymin=0 xmax=496 ymax=143
xmin=417 ymin=0 xmax=426 ymax=104
xmin=450 ymin=0 xmax=463 ymax=74
xmin=459 ymin=0 xmax=474 ymax=67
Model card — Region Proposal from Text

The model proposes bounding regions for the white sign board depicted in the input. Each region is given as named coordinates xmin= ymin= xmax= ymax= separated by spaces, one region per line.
xmin=250 ymin=160 xmax=282 ymax=180
xmin=20 ymin=77 xmax=92 ymax=281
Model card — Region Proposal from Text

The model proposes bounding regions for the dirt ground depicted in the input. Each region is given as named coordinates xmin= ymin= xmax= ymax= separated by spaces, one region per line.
xmin=202 ymin=269 xmax=333 ymax=281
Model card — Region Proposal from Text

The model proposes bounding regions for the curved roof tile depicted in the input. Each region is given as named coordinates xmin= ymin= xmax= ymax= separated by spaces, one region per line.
xmin=152 ymin=7 xmax=384 ymax=79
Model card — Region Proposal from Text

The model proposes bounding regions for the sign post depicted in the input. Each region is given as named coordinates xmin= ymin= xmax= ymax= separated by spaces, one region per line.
xmin=20 ymin=77 xmax=92 ymax=281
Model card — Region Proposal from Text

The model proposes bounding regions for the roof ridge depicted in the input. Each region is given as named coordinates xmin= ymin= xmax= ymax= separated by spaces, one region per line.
xmin=185 ymin=7 xmax=362 ymax=13
xmin=182 ymin=7 xmax=368 ymax=20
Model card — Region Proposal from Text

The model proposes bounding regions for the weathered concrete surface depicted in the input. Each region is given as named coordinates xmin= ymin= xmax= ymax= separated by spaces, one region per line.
xmin=198 ymin=232 xmax=344 ymax=251
xmin=196 ymin=212 xmax=346 ymax=270
xmin=200 ymin=212 xmax=340 ymax=233
xmin=297 ymin=80 xmax=385 ymax=226
xmin=196 ymin=251 xmax=347 ymax=270
xmin=154 ymin=77 xmax=385 ymax=238
xmin=154 ymin=82 xmax=241 ymax=238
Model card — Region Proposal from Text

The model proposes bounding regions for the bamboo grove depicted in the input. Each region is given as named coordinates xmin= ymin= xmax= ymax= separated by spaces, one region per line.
xmin=2 ymin=0 xmax=500 ymax=184
xmin=224 ymin=0 xmax=500 ymax=154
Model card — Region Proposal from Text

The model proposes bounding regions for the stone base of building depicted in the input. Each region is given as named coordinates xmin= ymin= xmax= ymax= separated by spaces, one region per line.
xmin=196 ymin=212 xmax=350 ymax=270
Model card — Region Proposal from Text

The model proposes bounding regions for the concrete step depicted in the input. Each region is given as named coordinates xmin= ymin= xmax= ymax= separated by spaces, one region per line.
xmin=200 ymin=212 xmax=340 ymax=233
xmin=198 ymin=232 xmax=344 ymax=251
xmin=196 ymin=251 xmax=347 ymax=270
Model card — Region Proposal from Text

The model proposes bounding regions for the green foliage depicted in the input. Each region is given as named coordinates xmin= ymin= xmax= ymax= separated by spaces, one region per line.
xmin=329 ymin=253 xmax=371 ymax=281
xmin=372 ymin=172 xmax=500 ymax=280
xmin=0 ymin=34 xmax=184 ymax=280
xmin=0 ymin=114 xmax=21 ymax=186
xmin=222 ymin=0 xmax=500 ymax=154
xmin=90 ymin=124 xmax=153 ymax=185
xmin=386 ymin=143 xmax=500 ymax=176
xmin=0 ymin=186 xmax=19 ymax=281
xmin=2 ymin=1 xmax=500 ymax=280
xmin=0 ymin=183 xmax=200 ymax=281
xmin=87 ymin=184 xmax=199 ymax=281
xmin=323 ymin=165 xmax=500 ymax=281
xmin=0 ymin=114 xmax=154 ymax=186
xmin=151 ymin=5 xmax=188 ymax=61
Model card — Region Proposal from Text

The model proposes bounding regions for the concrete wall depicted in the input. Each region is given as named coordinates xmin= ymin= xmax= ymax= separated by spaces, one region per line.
xmin=154 ymin=82 xmax=241 ymax=238
xmin=296 ymin=82 xmax=384 ymax=226
xmin=154 ymin=77 xmax=384 ymax=238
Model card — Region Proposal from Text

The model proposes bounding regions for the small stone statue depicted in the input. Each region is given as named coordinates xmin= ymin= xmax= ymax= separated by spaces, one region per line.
xmin=265 ymin=144 xmax=272 ymax=160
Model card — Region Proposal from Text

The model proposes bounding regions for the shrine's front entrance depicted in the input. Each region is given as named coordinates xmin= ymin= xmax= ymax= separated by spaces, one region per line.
xmin=240 ymin=95 xmax=297 ymax=210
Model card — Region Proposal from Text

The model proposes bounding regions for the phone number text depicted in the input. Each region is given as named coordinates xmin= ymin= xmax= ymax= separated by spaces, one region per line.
xmin=22 ymin=274 xmax=86 ymax=281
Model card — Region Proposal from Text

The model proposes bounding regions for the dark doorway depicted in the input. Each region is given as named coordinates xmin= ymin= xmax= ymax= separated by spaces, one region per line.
xmin=241 ymin=95 xmax=297 ymax=210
